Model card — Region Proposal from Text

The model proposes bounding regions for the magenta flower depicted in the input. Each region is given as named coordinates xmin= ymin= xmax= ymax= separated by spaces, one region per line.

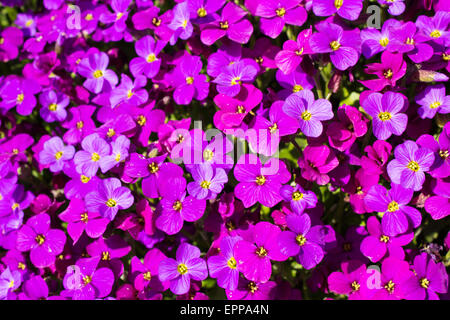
xmin=187 ymin=163 xmax=228 ymax=200
xmin=360 ymin=51 xmax=407 ymax=91
xmin=155 ymin=176 xmax=206 ymax=235
xmin=309 ymin=21 xmax=360 ymax=71
xmin=85 ymin=177 xmax=134 ymax=221
xmin=415 ymin=84 xmax=450 ymax=119
xmin=361 ymin=19 xmax=401 ymax=58
xmin=416 ymin=11 xmax=450 ymax=44
xmin=298 ymin=145 xmax=339 ymax=185
xmin=279 ymin=184 xmax=317 ymax=215
xmin=170 ymin=54 xmax=209 ymax=105
xmin=403 ymin=252 xmax=448 ymax=300
xmin=168 ymin=1 xmax=193 ymax=45
xmin=61 ymin=257 xmax=114 ymax=300
xmin=0 ymin=78 xmax=40 ymax=116
xmin=360 ymin=216 xmax=413 ymax=263
xmin=129 ymin=248 xmax=168 ymax=292
xmin=200 ymin=2 xmax=253 ymax=45
xmin=277 ymin=214 xmax=328 ymax=269
xmin=39 ymin=90 xmax=69 ymax=122
xmin=275 ymin=28 xmax=312 ymax=75
xmin=275 ymin=67 xmax=315 ymax=99
xmin=362 ymin=91 xmax=408 ymax=140
xmin=249 ymin=0 xmax=307 ymax=39
xmin=58 ymin=197 xmax=109 ymax=244
xmin=74 ymin=133 xmax=111 ymax=177
xmin=0 ymin=27 xmax=23 ymax=61
xmin=77 ymin=52 xmax=118 ymax=94
xmin=417 ymin=124 xmax=450 ymax=179
xmin=364 ymin=183 xmax=422 ymax=236
xmin=378 ymin=0 xmax=405 ymax=16
xmin=109 ymin=74 xmax=148 ymax=109
xmin=38 ymin=136 xmax=75 ymax=173
xmin=234 ymin=154 xmax=291 ymax=208
xmin=313 ymin=0 xmax=363 ymax=20
xmin=16 ymin=213 xmax=66 ymax=268
xmin=387 ymin=140 xmax=435 ymax=191
xmin=130 ymin=35 xmax=166 ymax=78
xmin=0 ymin=267 xmax=21 ymax=300
xmin=424 ymin=178 xmax=450 ymax=220
xmin=207 ymin=235 xmax=241 ymax=291
xmin=373 ymin=257 xmax=414 ymax=300
xmin=158 ymin=243 xmax=208 ymax=295
xmin=234 ymin=222 xmax=288 ymax=282
xmin=226 ymin=279 xmax=276 ymax=300
xmin=62 ymin=105 xmax=97 ymax=145
xmin=213 ymin=60 xmax=257 ymax=97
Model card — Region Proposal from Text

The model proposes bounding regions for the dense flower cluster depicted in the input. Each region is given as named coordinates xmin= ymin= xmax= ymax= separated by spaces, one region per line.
xmin=0 ymin=0 xmax=448 ymax=300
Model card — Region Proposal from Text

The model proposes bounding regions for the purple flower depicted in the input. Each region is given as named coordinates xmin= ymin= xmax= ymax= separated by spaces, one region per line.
xmin=213 ymin=60 xmax=257 ymax=97
xmin=200 ymin=2 xmax=253 ymax=45
xmin=155 ymin=176 xmax=206 ymax=235
xmin=298 ymin=145 xmax=339 ymax=185
xmin=309 ymin=21 xmax=360 ymax=71
xmin=170 ymin=54 xmax=209 ymax=105
xmin=74 ymin=133 xmax=111 ymax=177
xmin=130 ymin=35 xmax=166 ymax=78
xmin=187 ymin=0 xmax=226 ymax=23
xmin=62 ymin=105 xmax=97 ymax=145
xmin=416 ymin=11 xmax=450 ymax=44
xmin=373 ymin=257 xmax=413 ymax=300
xmin=275 ymin=67 xmax=315 ymax=99
xmin=38 ymin=136 xmax=75 ymax=173
xmin=168 ymin=1 xmax=193 ymax=45
xmin=360 ymin=216 xmax=413 ymax=262
xmin=282 ymin=89 xmax=333 ymax=138
xmin=16 ymin=213 xmax=66 ymax=268
xmin=99 ymin=135 xmax=130 ymax=173
xmin=20 ymin=275 xmax=51 ymax=300
xmin=187 ymin=163 xmax=228 ymax=200
xmin=39 ymin=89 xmax=69 ymax=122
xmin=360 ymin=19 xmax=401 ymax=58
xmin=109 ymin=74 xmax=148 ymax=109
xmin=378 ymin=0 xmax=405 ymax=16
xmin=403 ymin=252 xmax=449 ymax=300
xmin=278 ymin=214 xmax=327 ymax=269
xmin=362 ymin=91 xmax=408 ymax=140
xmin=99 ymin=0 xmax=131 ymax=33
xmin=234 ymin=222 xmax=288 ymax=282
xmin=63 ymin=162 xmax=101 ymax=200
xmin=249 ymin=0 xmax=307 ymax=39
xmin=0 ymin=267 xmax=21 ymax=300
xmin=365 ymin=183 xmax=422 ymax=236
xmin=415 ymin=84 xmax=450 ymax=119
xmin=234 ymin=154 xmax=291 ymax=208
xmin=158 ymin=243 xmax=208 ymax=295
xmin=275 ymin=28 xmax=312 ymax=75
xmin=61 ymin=257 xmax=114 ymax=300
xmin=312 ymin=0 xmax=363 ymax=21
xmin=226 ymin=279 xmax=276 ymax=300
xmin=387 ymin=140 xmax=435 ymax=191
xmin=279 ymin=184 xmax=317 ymax=215
xmin=77 ymin=52 xmax=118 ymax=94
xmin=424 ymin=178 xmax=450 ymax=220
xmin=129 ymin=248 xmax=168 ymax=292
xmin=207 ymin=235 xmax=241 ymax=290
xmin=0 ymin=78 xmax=40 ymax=116
xmin=58 ymin=197 xmax=110 ymax=244
xmin=0 ymin=27 xmax=23 ymax=61
xmin=85 ymin=177 xmax=134 ymax=221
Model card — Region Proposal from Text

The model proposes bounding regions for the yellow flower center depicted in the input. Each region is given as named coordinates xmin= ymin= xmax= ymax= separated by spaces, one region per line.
xmin=18 ymin=262 xmax=25 ymax=270
xmin=115 ymin=153 xmax=121 ymax=162
xmin=335 ymin=0 xmax=343 ymax=9
xmin=8 ymin=280 xmax=14 ymax=288
xmin=83 ymin=275 xmax=92 ymax=285
xmin=197 ymin=7 xmax=207 ymax=17
xmin=430 ymin=101 xmax=441 ymax=109
xmin=101 ymin=251 xmax=111 ymax=261
xmin=255 ymin=56 xmax=263 ymax=64
xmin=420 ymin=278 xmax=430 ymax=289
xmin=230 ymin=76 xmax=241 ymax=86
xmin=85 ymin=13 xmax=93 ymax=21
xmin=255 ymin=246 xmax=268 ymax=257
xmin=406 ymin=37 xmax=415 ymax=45
xmin=35 ymin=234 xmax=45 ymax=245
xmin=443 ymin=53 xmax=450 ymax=61
xmin=81 ymin=212 xmax=88 ymax=223
xmin=81 ymin=175 xmax=91 ymax=183
xmin=48 ymin=103 xmax=58 ymax=111
xmin=149 ymin=162 xmax=159 ymax=173
xmin=16 ymin=93 xmax=24 ymax=103
xmin=0 ymin=37 xmax=4 ymax=45
xmin=107 ymin=128 xmax=115 ymax=138
xmin=301 ymin=111 xmax=312 ymax=121
xmin=383 ymin=69 xmax=393 ymax=79
xmin=439 ymin=150 xmax=449 ymax=159
xmin=351 ymin=281 xmax=360 ymax=291
xmin=77 ymin=121 xmax=84 ymax=129
xmin=407 ymin=161 xmax=420 ymax=172
xmin=116 ymin=12 xmax=124 ymax=20
xmin=182 ymin=19 xmax=188 ymax=28
xmin=430 ymin=30 xmax=441 ymax=38
xmin=106 ymin=198 xmax=117 ymax=207
xmin=269 ymin=123 xmax=278 ymax=133
xmin=146 ymin=53 xmax=156 ymax=63
xmin=186 ymin=76 xmax=194 ymax=85
xmin=292 ymin=191 xmax=304 ymax=201
xmin=236 ymin=105 xmax=245 ymax=114
xmin=137 ymin=115 xmax=146 ymax=126
xmin=276 ymin=7 xmax=286 ymax=17
xmin=143 ymin=271 xmax=152 ymax=281
xmin=295 ymin=48 xmax=304 ymax=56
xmin=227 ymin=257 xmax=237 ymax=269
xmin=330 ymin=41 xmax=341 ymax=51
xmin=255 ymin=175 xmax=266 ymax=186
xmin=379 ymin=37 xmax=389 ymax=47
xmin=384 ymin=280 xmax=395 ymax=294
xmin=248 ymin=281 xmax=258 ymax=293
xmin=293 ymin=84 xmax=303 ymax=92
xmin=26 ymin=19 xmax=33 ymax=26
xmin=152 ymin=17 xmax=161 ymax=27
xmin=380 ymin=235 xmax=390 ymax=243
xmin=91 ymin=152 xmax=100 ymax=162
xmin=203 ymin=149 xmax=214 ymax=161
xmin=173 ymin=200 xmax=183 ymax=211
xmin=12 ymin=148 xmax=19 ymax=155
xmin=200 ymin=180 xmax=211 ymax=189
xmin=378 ymin=112 xmax=392 ymax=121
xmin=220 ymin=21 xmax=229 ymax=30
xmin=11 ymin=203 xmax=19 ymax=210
xmin=177 ymin=263 xmax=188 ymax=275
xmin=387 ymin=201 xmax=399 ymax=212
xmin=55 ymin=151 xmax=63 ymax=160
xmin=127 ymin=90 xmax=133 ymax=99
xmin=93 ymin=70 xmax=103 ymax=78
xmin=296 ymin=234 xmax=306 ymax=246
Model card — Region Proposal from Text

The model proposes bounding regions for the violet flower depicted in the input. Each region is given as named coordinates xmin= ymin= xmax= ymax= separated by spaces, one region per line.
xmin=38 ymin=136 xmax=75 ymax=173
xmin=77 ymin=52 xmax=118 ymax=94
xmin=312 ymin=0 xmax=363 ymax=21
xmin=415 ymin=84 xmax=450 ymax=119
xmin=213 ymin=60 xmax=257 ymax=97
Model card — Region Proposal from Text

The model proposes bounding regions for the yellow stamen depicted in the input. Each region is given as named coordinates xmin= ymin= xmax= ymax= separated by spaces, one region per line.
xmin=383 ymin=69 xmax=393 ymax=79
xmin=143 ymin=271 xmax=152 ymax=281
xmin=378 ymin=112 xmax=392 ymax=121
xmin=16 ymin=93 xmax=24 ymax=104
xmin=173 ymin=200 xmax=183 ymax=211
xmin=255 ymin=175 xmax=266 ymax=186
xmin=227 ymin=257 xmax=237 ymax=269
xmin=335 ymin=0 xmax=343 ymax=9
xmin=107 ymin=128 xmax=115 ymax=138
xmin=91 ymin=152 xmax=100 ymax=162
xmin=407 ymin=161 xmax=420 ymax=172
xmin=296 ymin=234 xmax=306 ymax=246
xmin=379 ymin=37 xmax=389 ymax=47
xmin=301 ymin=111 xmax=312 ymax=121
xmin=430 ymin=30 xmax=441 ymax=38
xmin=177 ymin=263 xmax=188 ymax=275
xmin=35 ymin=234 xmax=45 ymax=245
xmin=430 ymin=101 xmax=441 ymax=109
xmin=276 ymin=7 xmax=286 ymax=17
xmin=149 ymin=162 xmax=159 ymax=173
xmin=220 ymin=21 xmax=229 ymax=30
xmin=200 ymin=180 xmax=211 ymax=189
xmin=380 ymin=235 xmax=390 ymax=243
xmin=248 ymin=281 xmax=258 ymax=293
xmin=387 ymin=201 xmax=399 ymax=212
xmin=292 ymin=191 xmax=304 ymax=201
xmin=106 ymin=198 xmax=117 ymax=207
xmin=93 ymin=70 xmax=103 ymax=78
xmin=81 ymin=212 xmax=88 ymax=223
xmin=203 ymin=149 xmax=214 ymax=161
xmin=330 ymin=41 xmax=341 ymax=51
xmin=269 ymin=123 xmax=278 ymax=133
xmin=77 ymin=121 xmax=84 ymax=129
xmin=55 ymin=151 xmax=63 ymax=160
xmin=351 ymin=281 xmax=360 ymax=291
xmin=420 ymin=278 xmax=430 ymax=289
xmin=236 ymin=105 xmax=245 ymax=114
xmin=384 ymin=280 xmax=395 ymax=294
xmin=152 ymin=18 xmax=161 ymax=27
xmin=85 ymin=13 xmax=93 ymax=21
xmin=197 ymin=7 xmax=207 ymax=17
xmin=186 ymin=77 xmax=194 ymax=85
xmin=81 ymin=175 xmax=91 ymax=183
xmin=255 ymin=246 xmax=268 ymax=257
xmin=146 ymin=53 xmax=156 ymax=63
xmin=293 ymin=84 xmax=303 ymax=92
xmin=101 ymin=251 xmax=111 ymax=261
xmin=137 ymin=115 xmax=146 ymax=126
